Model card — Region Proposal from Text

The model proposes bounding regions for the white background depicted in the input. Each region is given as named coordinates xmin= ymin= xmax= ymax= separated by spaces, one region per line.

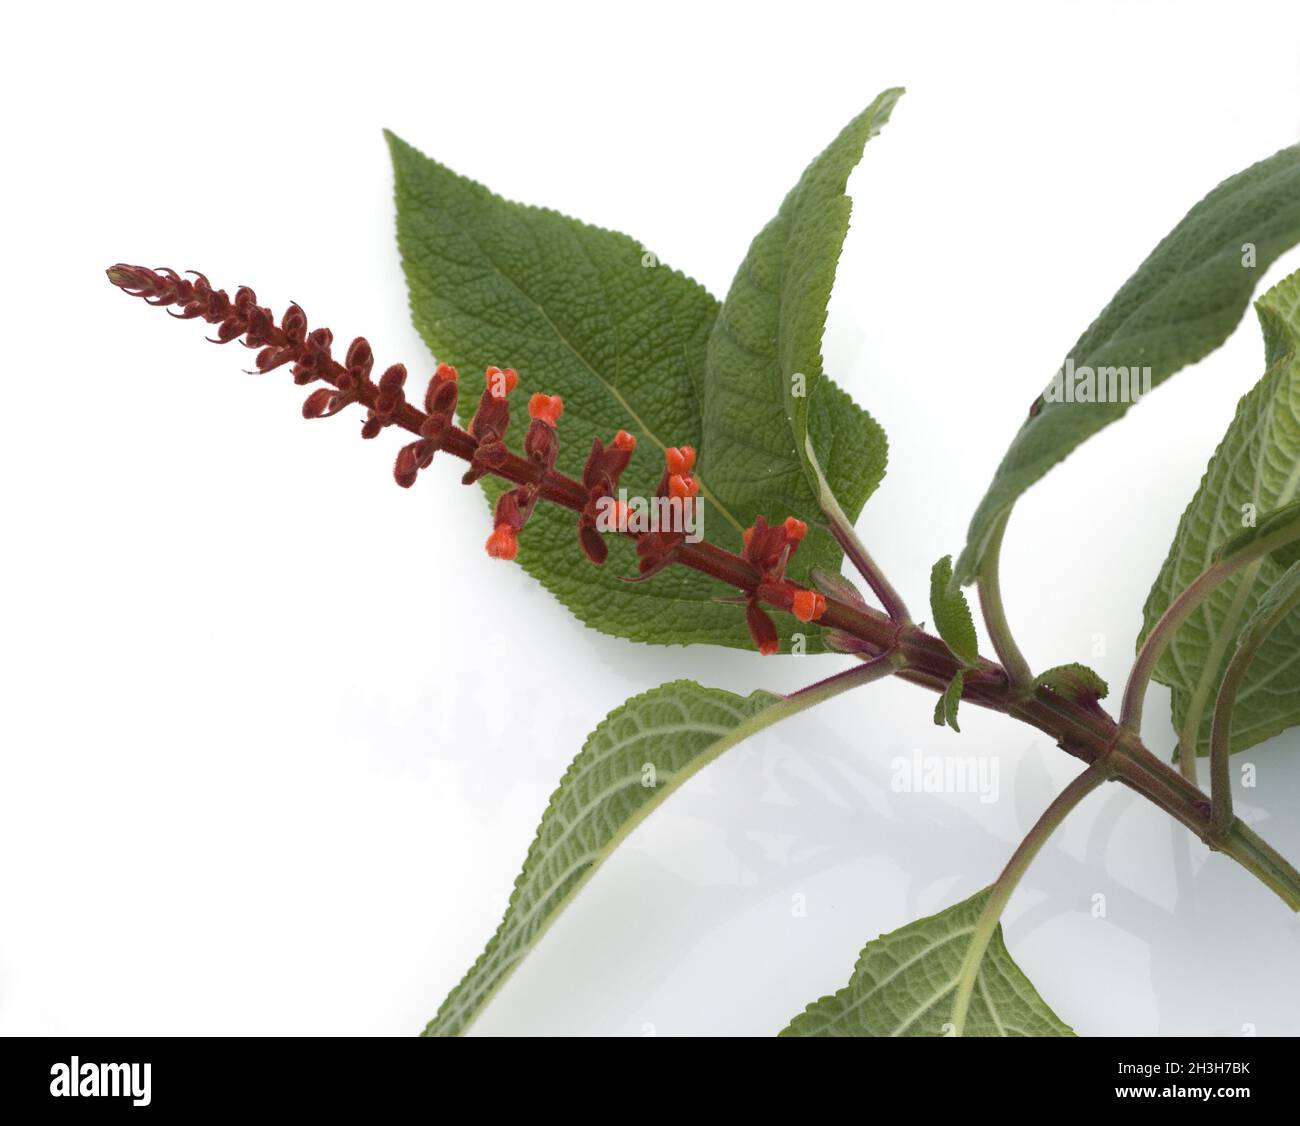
xmin=3 ymin=0 xmax=1300 ymax=1037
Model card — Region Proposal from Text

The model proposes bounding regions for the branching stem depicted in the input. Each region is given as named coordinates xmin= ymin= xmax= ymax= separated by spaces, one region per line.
xmin=802 ymin=436 xmax=911 ymax=624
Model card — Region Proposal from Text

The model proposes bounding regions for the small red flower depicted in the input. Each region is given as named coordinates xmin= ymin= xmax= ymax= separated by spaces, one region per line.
xmin=577 ymin=429 xmax=639 ymax=564
xmin=668 ymin=474 xmax=698 ymax=500
xmin=486 ymin=524 xmax=518 ymax=560
xmin=528 ymin=393 xmax=564 ymax=426
xmin=791 ymin=590 xmax=827 ymax=622
xmin=484 ymin=365 xmax=519 ymax=401
xmin=665 ymin=446 xmax=696 ymax=476
xmin=464 ymin=367 xmax=518 ymax=484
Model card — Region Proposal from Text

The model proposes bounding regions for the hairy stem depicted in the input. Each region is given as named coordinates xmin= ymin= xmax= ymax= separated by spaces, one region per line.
xmin=950 ymin=765 xmax=1106 ymax=1036
xmin=976 ymin=509 xmax=1033 ymax=689
xmin=1177 ymin=566 xmax=1258 ymax=786
xmin=784 ymin=650 xmax=906 ymax=704
xmin=1219 ymin=820 xmax=1300 ymax=910
xmin=803 ymin=436 xmax=911 ymax=623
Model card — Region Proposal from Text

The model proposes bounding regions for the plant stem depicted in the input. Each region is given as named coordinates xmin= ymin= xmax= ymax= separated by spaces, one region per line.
xmin=949 ymin=765 xmax=1106 ymax=1036
xmin=1177 ymin=566 xmax=1258 ymax=786
xmin=976 ymin=509 xmax=1033 ymax=689
xmin=784 ymin=650 xmax=905 ymax=705
xmin=1219 ymin=820 xmax=1300 ymax=910
xmin=833 ymin=530 xmax=912 ymax=625
xmin=802 ymin=436 xmax=911 ymax=624
xmin=1210 ymin=647 xmax=1249 ymax=832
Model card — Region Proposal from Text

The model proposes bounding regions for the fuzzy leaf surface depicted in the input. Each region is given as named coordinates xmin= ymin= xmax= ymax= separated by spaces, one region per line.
xmin=1140 ymin=273 xmax=1300 ymax=756
xmin=781 ymin=889 xmax=1074 ymax=1036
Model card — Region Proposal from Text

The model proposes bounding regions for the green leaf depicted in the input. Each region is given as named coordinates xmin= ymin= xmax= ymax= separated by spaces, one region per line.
xmin=424 ymin=680 xmax=780 ymax=1036
xmin=388 ymin=121 xmax=891 ymax=652
xmin=955 ymin=143 xmax=1300 ymax=586
xmin=929 ymin=555 xmax=979 ymax=664
xmin=780 ymin=889 xmax=1074 ymax=1036
xmin=934 ymin=670 xmax=964 ymax=732
xmin=1141 ymin=272 xmax=1300 ymax=757
xmin=702 ymin=89 xmax=900 ymax=575
xmin=1033 ymin=663 xmax=1109 ymax=703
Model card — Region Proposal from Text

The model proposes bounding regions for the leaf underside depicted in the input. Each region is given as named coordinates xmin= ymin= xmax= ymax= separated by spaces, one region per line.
xmin=424 ymin=680 xmax=779 ymax=1036
xmin=956 ymin=142 xmax=1300 ymax=586
xmin=781 ymin=889 xmax=1074 ymax=1036
xmin=1141 ymin=271 xmax=1300 ymax=757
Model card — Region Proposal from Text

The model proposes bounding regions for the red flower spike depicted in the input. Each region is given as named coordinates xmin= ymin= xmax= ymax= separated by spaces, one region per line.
xmin=528 ymin=393 xmax=564 ymax=426
xmin=109 ymin=264 xmax=446 ymax=485
xmin=486 ymin=524 xmax=518 ymax=561
xmin=665 ymin=446 xmax=696 ymax=476
xmin=111 ymin=264 xmax=855 ymax=662
xmin=746 ymin=601 xmax=780 ymax=656
xmin=791 ymin=590 xmax=828 ymax=623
